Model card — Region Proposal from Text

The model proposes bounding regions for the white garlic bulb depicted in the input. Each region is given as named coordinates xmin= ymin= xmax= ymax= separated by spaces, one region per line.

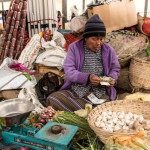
xmin=114 ymin=125 xmax=120 ymax=131
xmin=102 ymin=112 xmax=107 ymax=116
xmin=97 ymin=116 xmax=102 ymax=121
xmin=127 ymin=112 xmax=133 ymax=118
xmin=107 ymin=120 xmax=113 ymax=124
xmin=118 ymin=120 xmax=125 ymax=126
xmin=133 ymin=114 xmax=138 ymax=119
xmin=120 ymin=111 xmax=125 ymax=116
xmin=99 ymin=122 xmax=105 ymax=128
xmin=112 ymin=112 xmax=117 ymax=116
xmin=107 ymin=111 xmax=112 ymax=116
xmin=125 ymin=119 xmax=131 ymax=125
xmin=107 ymin=115 xmax=112 ymax=120
xmin=118 ymin=114 xmax=124 ymax=119
xmin=138 ymin=115 xmax=144 ymax=123
xmin=95 ymin=121 xmax=101 ymax=127
xmin=112 ymin=118 xmax=118 ymax=124
xmin=123 ymin=125 xmax=128 ymax=130
xmin=102 ymin=117 xmax=107 ymax=122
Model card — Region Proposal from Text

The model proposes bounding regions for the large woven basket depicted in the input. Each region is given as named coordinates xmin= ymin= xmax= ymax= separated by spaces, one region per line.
xmin=129 ymin=55 xmax=150 ymax=91
xmin=116 ymin=66 xmax=132 ymax=92
xmin=105 ymin=30 xmax=148 ymax=67
xmin=87 ymin=100 xmax=150 ymax=144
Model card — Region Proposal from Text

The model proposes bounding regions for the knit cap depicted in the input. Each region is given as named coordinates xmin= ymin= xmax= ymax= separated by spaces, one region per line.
xmin=83 ymin=14 xmax=106 ymax=38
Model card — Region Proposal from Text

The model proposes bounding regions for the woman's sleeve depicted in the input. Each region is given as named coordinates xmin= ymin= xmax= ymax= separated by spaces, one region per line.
xmin=108 ymin=50 xmax=120 ymax=81
xmin=63 ymin=45 xmax=90 ymax=86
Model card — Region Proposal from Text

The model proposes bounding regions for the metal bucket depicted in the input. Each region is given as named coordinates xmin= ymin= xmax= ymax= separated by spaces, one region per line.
xmin=0 ymin=98 xmax=35 ymax=127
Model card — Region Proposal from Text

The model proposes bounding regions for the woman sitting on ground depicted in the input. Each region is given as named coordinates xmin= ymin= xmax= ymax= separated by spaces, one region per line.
xmin=46 ymin=14 xmax=120 ymax=112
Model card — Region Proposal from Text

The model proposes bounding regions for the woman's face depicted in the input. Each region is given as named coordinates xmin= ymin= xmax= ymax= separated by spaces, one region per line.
xmin=85 ymin=36 xmax=104 ymax=52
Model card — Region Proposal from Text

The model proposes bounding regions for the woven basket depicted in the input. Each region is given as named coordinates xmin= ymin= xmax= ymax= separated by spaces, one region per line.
xmin=105 ymin=30 xmax=148 ymax=67
xmin=129 ymin=55 xmax=150 ymax=91
xmin=87 ymin=100 xmax=150 ymax=144
xmin=116 ymin=66 xmax=132 ymax=92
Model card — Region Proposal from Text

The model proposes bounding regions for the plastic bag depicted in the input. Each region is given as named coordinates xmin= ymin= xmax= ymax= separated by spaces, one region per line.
xmin=70 ymin=16 xmax=87 ymax=33
xmin=18 ymin=34 xmax=45 ymax=69
xmin=52 ymin=31 xmax=66 ymax=48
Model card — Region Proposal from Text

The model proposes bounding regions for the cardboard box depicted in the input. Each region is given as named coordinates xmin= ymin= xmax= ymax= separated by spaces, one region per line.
xmin=35 ymin=63 xmax=64 ymax=76
xmin=88 ymin=0 xmax=137 ymax=33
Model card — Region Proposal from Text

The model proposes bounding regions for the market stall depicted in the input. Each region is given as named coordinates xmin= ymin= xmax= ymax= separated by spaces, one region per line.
xmin=0 ymin=0 xmax=150 ymax=149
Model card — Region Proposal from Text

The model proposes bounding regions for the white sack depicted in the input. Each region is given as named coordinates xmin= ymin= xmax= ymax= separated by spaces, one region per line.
xmin=52 ymin=31 xmax=66 ymax=48
xmin=36 ymin=40 xmax=67 ymax=70
xmin=0 ymin=58 xmax=36 ymax=91
xmin=18 ymin=86 xmax=45 ymax=113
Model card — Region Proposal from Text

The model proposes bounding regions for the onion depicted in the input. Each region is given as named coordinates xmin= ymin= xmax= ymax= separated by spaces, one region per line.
xmin=46 ymin=116 xmax=50 ymax=119
xmin=49 ymin=113 xmax=53 ymax=117
xmin=46 ymin=118 xmax=51 ymax=122
xmin=20 ymin=146 xmax=29 ymax=150
xmin=41 ymin=113 xmax=47 ymax=118
xmin=40 ymin=118 xmax=46 ymax=124
xmin=44 ymin=109 xmax=48 ymax=113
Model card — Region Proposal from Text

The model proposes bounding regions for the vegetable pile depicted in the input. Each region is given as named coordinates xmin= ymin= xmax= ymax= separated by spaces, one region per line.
xmin=39 ymin=106 xmax=55 ymax=124
xmin=105 ymin=128 xmax=150 ymax=150
xmin=95 ymin=111 xmax=150 ymax=133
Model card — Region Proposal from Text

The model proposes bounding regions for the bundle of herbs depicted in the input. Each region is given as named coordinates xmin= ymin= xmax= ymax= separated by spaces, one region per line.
xmin=53 ymin=111 xmax=95 ymax=137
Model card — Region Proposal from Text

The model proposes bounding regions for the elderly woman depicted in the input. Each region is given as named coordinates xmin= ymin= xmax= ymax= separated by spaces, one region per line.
xmin=46 ymin=14 xmax=120 ymax=112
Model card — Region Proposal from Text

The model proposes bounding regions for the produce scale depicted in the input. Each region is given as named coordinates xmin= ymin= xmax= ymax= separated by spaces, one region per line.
xmin=0 ymin=99 xmax=78 ymax=150
xmin=2 ymin=121 xmax=78 ymax=150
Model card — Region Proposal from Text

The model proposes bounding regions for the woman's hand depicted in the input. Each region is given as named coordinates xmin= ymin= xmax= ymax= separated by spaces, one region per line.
xmin=89 ymin=74 xmax=102 ymax=86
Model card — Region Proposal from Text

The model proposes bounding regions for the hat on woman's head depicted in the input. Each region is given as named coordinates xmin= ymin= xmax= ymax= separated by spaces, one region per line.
xmin=83 ymin=14 xmax=106 ymax=38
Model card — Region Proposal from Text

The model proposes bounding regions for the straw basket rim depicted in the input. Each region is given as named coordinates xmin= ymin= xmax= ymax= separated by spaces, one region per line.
xmin=87 ymin=100 xmax=150 ymax=144
xmin=118 ymin=48 xmax=147 ymax=67
xmin=132 ymin=56 xmax=150 ymax=65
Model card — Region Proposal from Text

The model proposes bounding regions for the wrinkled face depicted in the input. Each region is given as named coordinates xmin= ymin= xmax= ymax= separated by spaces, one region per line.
xmin=85 ymin=36 xmax=104 ymax=52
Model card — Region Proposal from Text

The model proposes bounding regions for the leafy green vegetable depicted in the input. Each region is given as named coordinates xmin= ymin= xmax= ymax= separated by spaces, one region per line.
xmin=72 ymin=134 xmax=103 ymax=150
xmin=53 ymin=111 xmax=95 ymax=136
xmin=0 ymin=117 xmax=6 ymax=127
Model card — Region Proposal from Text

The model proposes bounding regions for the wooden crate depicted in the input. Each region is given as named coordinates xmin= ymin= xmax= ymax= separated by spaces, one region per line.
xmin=35 ymin=63 xmax=64 ymax=76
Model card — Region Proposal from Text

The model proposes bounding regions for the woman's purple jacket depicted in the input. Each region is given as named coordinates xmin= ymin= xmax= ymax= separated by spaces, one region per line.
xmin=61 ymin=39 xmax=120 ymax=100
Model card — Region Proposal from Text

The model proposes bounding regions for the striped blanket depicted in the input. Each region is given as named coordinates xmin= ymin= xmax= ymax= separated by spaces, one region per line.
xmin=46 ymin=90 xmax=92 ymax=112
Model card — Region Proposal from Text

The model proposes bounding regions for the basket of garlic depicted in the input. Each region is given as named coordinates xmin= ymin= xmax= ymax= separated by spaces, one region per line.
xmin=87 ymin=100 xmax=150 ymax=144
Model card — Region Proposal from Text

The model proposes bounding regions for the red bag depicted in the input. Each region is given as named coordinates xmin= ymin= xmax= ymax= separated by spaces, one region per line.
xmin=143 ymin=17 xmax=150 ymax=35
